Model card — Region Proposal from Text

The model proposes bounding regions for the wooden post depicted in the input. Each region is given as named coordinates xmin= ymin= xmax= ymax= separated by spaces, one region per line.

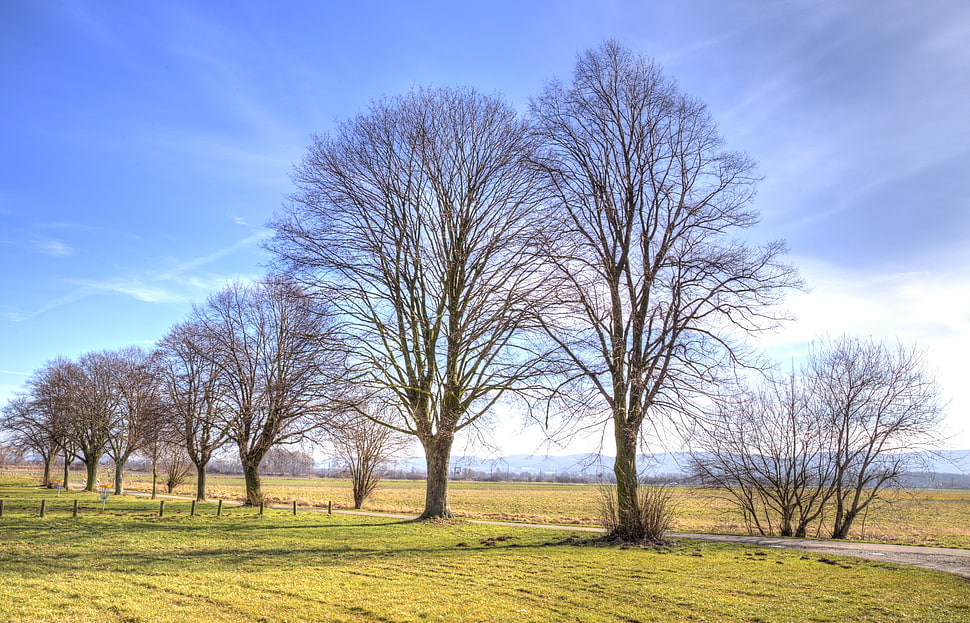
xmin=158 ymin=500 xmax=165 ymax=517
xmin=217 ymin=500 xmax=223 ymax=517
xmin=292 ymin=500 xmax=297 ymax=516
xmin=73 ymin=499 xmax=79 ymax=517
xmin=0 ymin=499 xmax=4 ymax=517
xmin=259 ymin=501 xmax=264 ymax=516
xmin=40 ymin=499 xmax=47 ymax=518
xmin=190 ymin=500 xmax=196 ymax=517
xmin=328 ymin=500 xmax=332 ymax=516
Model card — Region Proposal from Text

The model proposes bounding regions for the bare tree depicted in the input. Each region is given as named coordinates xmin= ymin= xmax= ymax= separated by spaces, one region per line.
xmin=689 ymin=373 xmax=835 ymax=537
xmin=104 ymin=346 xmax=162 ymax=495
xmin=261 ymin=446 xmax=315 ymax=476
xmin=192 ymin=275 xmax=345 ymax=506
xmin=22 ymin=357 xmax=79 ymax=488
xmin=1 ymin=396 xmax=57 ymax=482
xmin=65 ymin=352 xmax=120 ymax=491
xmin=327 ymin=403 xmax=411 ymax=509
xmin=271 ymin=87 xmax=548 ymax=518
xmin=530 ymin=42 xmax=800 ymax=540
xmin=809 ymin=337 xmax=944 ymax=539
xmin=157 ymin=320 xmax=231 ymax=501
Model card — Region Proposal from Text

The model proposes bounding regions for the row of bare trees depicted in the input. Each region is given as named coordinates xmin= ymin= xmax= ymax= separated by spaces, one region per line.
xmin=1 ymin=42 xmax=946 ymax=541
xmin=689 ymin=337 xmax=944 ymax=539
xmin=1 ymin=276 xmax=402 ymax=507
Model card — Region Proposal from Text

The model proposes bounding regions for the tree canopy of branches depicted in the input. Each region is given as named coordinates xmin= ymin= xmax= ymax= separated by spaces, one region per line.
xmin=272 ymin=86 xmax=547 ymax=518
xmin=192 ymin=276 xmax=345 ymax=506
xmin=104 ymin=346 xmax=162 ymax=495
xmin=157 ymin=320 xmax=231 ymax=501
xmin=689 ymin=372 xmax=834 ymax=537
xmin=0 ymin=396 xmax=59 ymax=486
xmin=811 ymin=337 xmax=944 ymax=538
xmin=530 ymin=41 xmax=800 ymax=540
xmin=327 ymin=402 xmax=411 ymax=509
xmin=690 ymin=336 xmax=944 ymax=539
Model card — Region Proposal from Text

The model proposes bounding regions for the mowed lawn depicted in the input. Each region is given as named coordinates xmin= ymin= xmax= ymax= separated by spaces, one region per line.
xmin=119 ymin=472 xmax=970 ymax=548
xmin=0 ymin=478 xmax=968 ymax=622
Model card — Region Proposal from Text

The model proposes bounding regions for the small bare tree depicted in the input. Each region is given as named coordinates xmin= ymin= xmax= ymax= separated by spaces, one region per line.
xmin=272 ymin=86 xmax=548 ymax=518
xmin=105 ymin=346 xmax=162 ymax=495
xmin=689 ymin=372 xmax=835 ymax=537
xmin=157 ymin=320 xmax=231 ymax=501
xmin=810 ymin=337 xmax=944 ymax=539
xmin=192 ymin=275 xmax=346 ymax=506
xmin=1 ymin=396 xmax=59 ymax=485
xmin=531 ymin=41 xmax=800 ymax=540
xmin=327 ymin=404 xmax=411 ymax=509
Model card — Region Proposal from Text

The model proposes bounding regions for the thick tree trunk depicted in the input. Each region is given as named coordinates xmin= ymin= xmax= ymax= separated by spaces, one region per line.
xmin=114 ymin=460 xmax=124 ymax=496
xmin=241 ymin=456 xmax=264 ymax=506
xmin=195 ymin=464 xmax=208 ymax=502
xmin=84 ymin=458 xmax=99 ymax=492
xmin=420 ymin=434 xmax=454 ymax=519
xmin=612 ymin=420 xmax=641 ymax=539
xmin=41 ymin=455 xmax=53 ymax=488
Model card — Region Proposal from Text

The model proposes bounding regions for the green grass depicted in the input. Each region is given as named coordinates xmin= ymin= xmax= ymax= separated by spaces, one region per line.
xmin=1 ymin=479 xmax=968 ymax=622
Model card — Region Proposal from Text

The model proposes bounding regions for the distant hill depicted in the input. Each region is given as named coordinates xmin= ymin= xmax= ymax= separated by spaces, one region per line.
xmin=392 ymin=449 xmax=970 ymax=478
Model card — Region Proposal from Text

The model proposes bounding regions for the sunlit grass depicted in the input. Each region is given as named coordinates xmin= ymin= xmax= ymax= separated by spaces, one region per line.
xmin=0 ymin=480 xmax=967 ymax=622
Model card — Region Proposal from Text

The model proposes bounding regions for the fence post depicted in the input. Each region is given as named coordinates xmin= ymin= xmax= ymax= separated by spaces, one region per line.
xmin=0 ymin=499 xmax=4 ymax=517
xmin=40 ymin=499 xmax=47 ymax=518
xmin=73 ymin=499 xmax=79 ymax=517
xmin=190 ymin=500 xmax=196 ymax=517
xmin=217 ymin=500 xmax=223 ymax=517
xmin=158 ymin=500 xmax=165 ymax=517
xmin=259 ymin=501 xmax=264 ymax=516
xmin=293 ymin=500 xmax=297 ymax=516
xmin=328 ymin=500 xmax=332 ymax=516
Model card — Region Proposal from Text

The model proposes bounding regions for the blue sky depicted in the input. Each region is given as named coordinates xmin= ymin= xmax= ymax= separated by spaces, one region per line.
xmin=2 ymin=0 xmax=968 ymax=454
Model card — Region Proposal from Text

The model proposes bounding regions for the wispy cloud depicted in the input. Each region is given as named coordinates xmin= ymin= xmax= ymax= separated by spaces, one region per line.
xmin=32 ymin=239 xmax=74 ymax=257
xmin=67 ymin=278 xmax=188 ymax=304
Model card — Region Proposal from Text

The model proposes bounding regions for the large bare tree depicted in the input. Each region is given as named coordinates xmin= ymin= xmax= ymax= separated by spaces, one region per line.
xmin=192 ymin=275 xmax=344 ymax=506
xmin=157 ymin=320 xmax=231 ymax=501
xmin=271 ymin=86 xmax=548 ymax=518
xmin=530 ymin=42 xmax=800 ymax=540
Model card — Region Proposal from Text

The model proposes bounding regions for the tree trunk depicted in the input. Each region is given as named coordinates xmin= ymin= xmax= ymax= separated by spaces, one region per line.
xmin=84 ymin=458 xmax=99 ymax=492
xmin=151 ymin=460 xmax=158 ymax=499
xmin=114 ymin=460 xmax=124 ymax=496
xmin=62 ymin=452 xmax=71 ymax=490
xmin=41 ymin=455 xmax=53 ymax=488
xmin=613 ymin=420 xmax=641 ymax=539
xmin=195 ymin=463 xmax=208 ymax=502
xmin=420 ymin=434 xmax=454 ymax=519
xmin=242 ymin=456 xmax=264 ymax=506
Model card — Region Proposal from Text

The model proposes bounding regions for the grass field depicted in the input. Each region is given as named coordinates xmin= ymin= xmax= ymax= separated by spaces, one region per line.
xmin=0 ymin=477 xmax=968 ymax=622
xmin=110 ymin=471 xmax=970 ymax=548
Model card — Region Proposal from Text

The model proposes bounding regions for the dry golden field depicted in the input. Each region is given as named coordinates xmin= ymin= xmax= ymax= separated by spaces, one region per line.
xmin=100 ymin=471 xmax=970 ymax=548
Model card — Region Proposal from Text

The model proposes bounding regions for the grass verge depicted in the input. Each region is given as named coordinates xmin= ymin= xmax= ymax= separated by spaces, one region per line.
xmin=0 ymin=480 xmax=967 ymax=622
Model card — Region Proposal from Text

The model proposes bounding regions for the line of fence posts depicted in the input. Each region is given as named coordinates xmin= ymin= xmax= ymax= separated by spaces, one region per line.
xmin=0 ymin=496 xmax=335 ymax=519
